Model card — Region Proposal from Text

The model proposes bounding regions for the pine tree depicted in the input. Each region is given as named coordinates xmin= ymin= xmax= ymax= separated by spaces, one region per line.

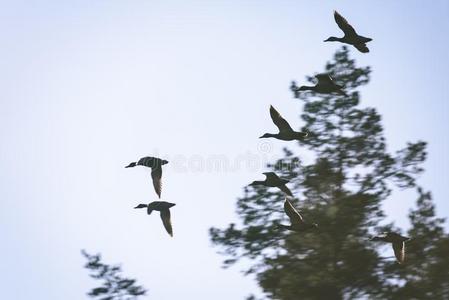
xmin=209 ymin=47 xmax=434 ymax=299
xmin=82 ymin=250 xmax=147 ymax=300
xmin=386 ymin=188 xmax=449 ymax=299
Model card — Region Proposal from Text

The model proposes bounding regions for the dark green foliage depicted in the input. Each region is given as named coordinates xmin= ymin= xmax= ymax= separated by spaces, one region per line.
xmin=386 ymin=188 xmax=449 ymax=299
xmin=209 ymin=47 xmax=447 ymax=299
xmin=82 ymin=250 xmax=147 ymax=300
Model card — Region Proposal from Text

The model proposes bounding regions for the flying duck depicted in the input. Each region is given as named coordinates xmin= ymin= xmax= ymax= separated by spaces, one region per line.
xmin=370 ymin=232 xmax=410 ymax=264
xmin=125 ymin=156 xmax=168 ymax=198
xmin=250 ymin=172 xmax=293 ymax=196
xmin=259 ymin=105 xmax=308 ymax=141
xmin=293 ymin=74 xmax=347 ymax=96
xmin=134 ymin=201 xmax=176 ymax=237
xmin=324 ymin=10 xmax=372 ymax=53
xmin=279 ymin=198 xmax=318 ymax=232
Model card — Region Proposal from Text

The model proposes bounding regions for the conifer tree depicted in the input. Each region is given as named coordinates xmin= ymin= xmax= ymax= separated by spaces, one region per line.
xmin=82 ymin=250 xmax=147 ymax=300
xmin=386 ymin=188 xmax=449 ymax=299
xmin=209 ymin=47 xmax=439 ymax=299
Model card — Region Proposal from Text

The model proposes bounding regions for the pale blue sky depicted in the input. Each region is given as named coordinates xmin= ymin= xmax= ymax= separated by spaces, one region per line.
xmin=1 ymin=1 xmax=448 ymax=299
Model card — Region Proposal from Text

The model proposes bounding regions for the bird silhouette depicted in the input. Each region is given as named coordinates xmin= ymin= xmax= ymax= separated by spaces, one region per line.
xmin=293 ymin=74 xmax=347 ymax=96
xmin=125 ymin=156 xmax=168 ymax=198
xmin=370 ymin=232 xmax=411 ymax=264
xmin=134 ymin=201 xmax=176 ymax=237
xmin=324 ymin=10 xmax=372 ymax=53
xmin=278 ymin=198 xmax=318 ymax=232
xmin=259 ymin=105 xmax=308 ymax=141
xmin=250 ymin=172 xmax=293 ymax=196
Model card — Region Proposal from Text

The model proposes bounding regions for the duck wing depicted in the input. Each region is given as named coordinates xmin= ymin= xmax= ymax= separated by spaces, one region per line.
xmin=315 ymin=74 xmax=335 ymax=86
xmin=146 ymin=201 xmax=160 ymax=214
xmin=160 ymin=209 xmax=173 ymax=237
xmin=284 ymin=199 xmax=303 ymax=225
xmin=392 ymin=241 xmax=405 ymax=264
xmin=270 ymin=105 xmax=294 ymax=133
xmin=334 ymin=11 xmax=357 ymax=37
xmin=353 ymin=43 xmax=370 ymax=53
xmin=279 ymin=184 xmax=293 ymax=197
xmin=151 ymin=166 xmax=163 ymax=198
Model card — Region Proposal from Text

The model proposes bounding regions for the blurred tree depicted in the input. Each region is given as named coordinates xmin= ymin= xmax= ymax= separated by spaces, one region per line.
xmin=82 ymin=250 xmax=147 ymax=300
xmin=209 ymin=47 xmax=447 ymax=299
xmin=386 ymin=188 xmax=449 ymax=299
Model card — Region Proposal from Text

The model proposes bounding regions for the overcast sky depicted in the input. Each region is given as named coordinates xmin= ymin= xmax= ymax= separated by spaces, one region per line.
xmin=1 ymin=1 xmax=448 ymax=299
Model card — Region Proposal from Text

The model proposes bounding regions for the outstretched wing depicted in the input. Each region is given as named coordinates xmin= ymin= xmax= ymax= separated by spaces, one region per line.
xmin=151 ymin=167 xmax=163 ymax=198
xmin=284 ymin=199 xmax=303 ymax=225
xmin=334 ymin=11 xmax=357 ymax=36
xmin=315 ymin=74 xmax=335 ymax=86
xmin=353 ymin=43 xmax=370 ymax=53
xmin=279 ymin=184 xmax=293 ymax=197
xmin=392 ymin=241 xmax=405 ymax=264
xmin=160 ymin=209 xmax=173 ymax=237
xmin=270 ymin=105 xmax=294 ymax=133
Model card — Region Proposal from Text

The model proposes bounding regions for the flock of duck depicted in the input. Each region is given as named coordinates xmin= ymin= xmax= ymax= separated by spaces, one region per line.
xmin=125 ymin=11 xmax=410 ymax=264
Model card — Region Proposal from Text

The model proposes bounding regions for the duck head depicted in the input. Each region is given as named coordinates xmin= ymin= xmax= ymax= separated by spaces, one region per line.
xmin=259 ymin=133 xmax=274 ymax=138
xmin=324 ymin=37 xmax=340 ymax=42
xmin=125 ymin=162 xmax=137 ymax=168
xmin=134 ymin=204 xmax=148 ymax=209
xmin=370 ymin=234 xmax=387 ymax=241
